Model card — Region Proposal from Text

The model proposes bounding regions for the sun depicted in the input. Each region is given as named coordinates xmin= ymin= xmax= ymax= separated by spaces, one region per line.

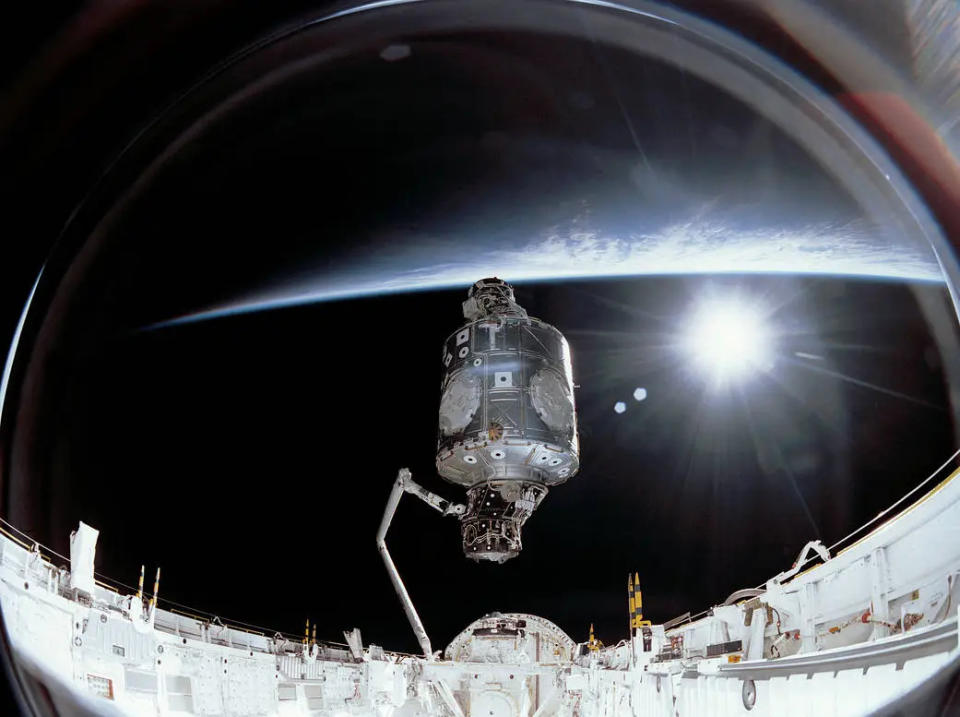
xmin=684 ymin=299 xmax=773 ymax=382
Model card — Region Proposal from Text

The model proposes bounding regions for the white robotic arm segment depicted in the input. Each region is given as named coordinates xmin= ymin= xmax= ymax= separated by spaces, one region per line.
xmin=399 ymin=470 xmax=466 ymax=517
xmin=375 ymin=469 xmax=463 ymax=661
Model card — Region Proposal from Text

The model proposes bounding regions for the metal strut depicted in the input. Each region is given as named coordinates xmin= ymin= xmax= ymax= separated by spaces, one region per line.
xmin=376 ymin=468 xmax=464 ymax=660
xmin=772 ymin=539 xmax=832 ymax=585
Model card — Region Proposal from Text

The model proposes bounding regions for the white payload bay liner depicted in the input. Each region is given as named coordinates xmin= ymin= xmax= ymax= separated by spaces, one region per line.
xmin=1 ymin=465 xmax=959 ymax=716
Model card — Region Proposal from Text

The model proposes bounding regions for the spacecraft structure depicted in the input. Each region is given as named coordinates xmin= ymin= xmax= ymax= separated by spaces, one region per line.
xmin=375 ymin=278 xmax=581 ymax=657
xmin=2 ymin=461 xmax=959 ymax=716
xmin=1 ymin=279 xmax=959 ymax=716
xmin=436 ymin=278 xmax=579 ymax=563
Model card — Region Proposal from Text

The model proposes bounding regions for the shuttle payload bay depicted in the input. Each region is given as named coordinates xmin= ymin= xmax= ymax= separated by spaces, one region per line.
xmin=2 ymin=458 xmax=959 ymax=716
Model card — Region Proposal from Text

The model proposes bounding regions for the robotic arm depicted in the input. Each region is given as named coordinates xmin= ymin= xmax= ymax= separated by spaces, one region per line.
xmin=398 ymin=470 xmax=466 ymax=518
xmin=375 ymin=469 xmax=464 ymax=659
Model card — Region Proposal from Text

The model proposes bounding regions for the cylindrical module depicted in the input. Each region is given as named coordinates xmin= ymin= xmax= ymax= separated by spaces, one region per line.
xmin=436 ymin=278 xmax=579 ymax=562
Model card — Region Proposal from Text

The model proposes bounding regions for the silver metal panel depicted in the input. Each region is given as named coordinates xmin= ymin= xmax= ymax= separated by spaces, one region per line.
xmin=167 ymin=694 xmax=194 ymax=712
xmin=124 ymin=669 xmax=157 ymax=693
xmin=436 ymin=316 xmax=579 ymax=488
xmin=166 ymin=674 xmax=192 ymax=694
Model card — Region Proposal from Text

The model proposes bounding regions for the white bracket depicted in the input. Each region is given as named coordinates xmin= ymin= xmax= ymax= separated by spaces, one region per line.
xmin=771 ymin=539 xmax=831 ymax=585
xmin=68 ymin=522 xmax=99 ymax=597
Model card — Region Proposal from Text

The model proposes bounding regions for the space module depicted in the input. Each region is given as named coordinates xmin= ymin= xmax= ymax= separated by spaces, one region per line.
xmin=436 ymin=277 xmax=580 ymax=562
